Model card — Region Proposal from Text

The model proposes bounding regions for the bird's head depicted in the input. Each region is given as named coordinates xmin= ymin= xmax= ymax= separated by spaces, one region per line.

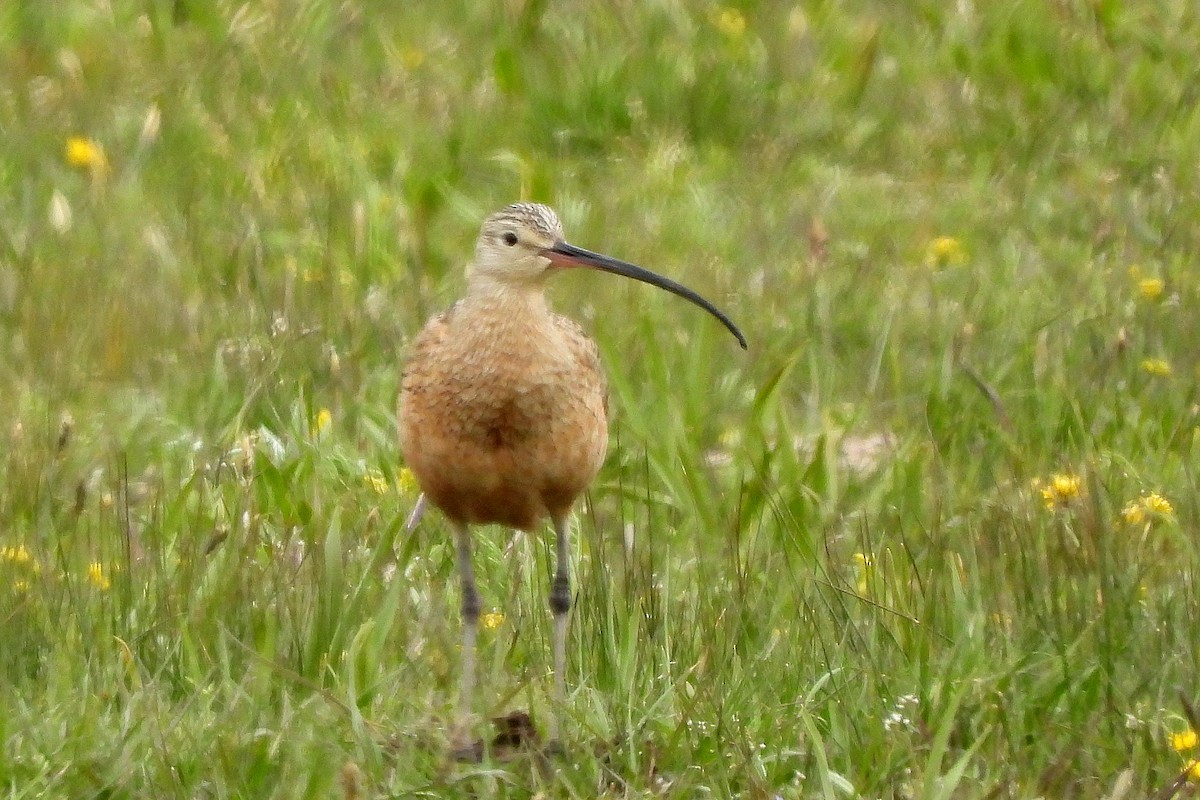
xmin=470 ymin=202 xmax=747 ymax=349
xmin=472 ymin=202 xmax=565 ymax=284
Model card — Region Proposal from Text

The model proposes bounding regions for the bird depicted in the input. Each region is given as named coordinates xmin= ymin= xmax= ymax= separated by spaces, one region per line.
xmin=398 ymin=202 xmax=746 ymax=756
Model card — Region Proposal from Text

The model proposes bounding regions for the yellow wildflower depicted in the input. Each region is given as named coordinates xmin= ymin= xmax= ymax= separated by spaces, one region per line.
xmin=1121 ymin=501 xmax=1146 ymax=525
xmin=1172 ymin=729 xmax=1198 ymax=752
xmin=1144 ymin=493 xmax=1174 ymax=516
xmin=925 ymin=236 xmax=966 ymax=268
xmin=87 ymin=562 xmax=111 ymax=591
xmin=1 ymin=544 xmax=33 ymax=564
xmin=13 ymin=579 xmax=29 ymax=592
xmin=1041 ymin=472 xmax=1083 ymax=509
xmin=1051 ymin=473 xmax=1082 ymax=496
xmin=396 ymin=467 xmax=418 ymax=495
xmin=312 ymin=408 xmax=332 ymax=436
xmin=1189 ymin=759 xmax=1200 ymax=782
xmin=364 ymin=468 xmax=389 ymax=495
xmin=481 ymin=611 xmax=505 ymax=630
xmin=1138 ymin=277 xmax=1165 ymax=301
xmin=711 ymin=7 xmax=746 ymax=39
xmin=2 ymin=545 xmax=41 ymax=575
xmin=1141 ymin=358 xmax=1171 ymax=377
xmin=65 ymin=136 xmax=108 ymax=176
xmin=1124 ymin=492 xmax=1174 ymax=526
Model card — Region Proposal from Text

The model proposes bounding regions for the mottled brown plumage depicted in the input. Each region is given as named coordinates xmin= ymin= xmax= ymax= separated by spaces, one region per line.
xmin=397 ymin=203 xmax=745 ymax=758
xmin=400 ymin=287 xmax=608 ymax=532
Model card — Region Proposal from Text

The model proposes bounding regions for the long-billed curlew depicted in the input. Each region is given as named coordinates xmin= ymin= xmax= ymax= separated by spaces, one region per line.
xmin=398 ymin=202 xmax=745 ymax=755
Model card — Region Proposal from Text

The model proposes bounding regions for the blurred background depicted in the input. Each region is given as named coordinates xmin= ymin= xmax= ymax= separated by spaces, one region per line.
xmin=2 ymin=1 xmax=1199 ymax=796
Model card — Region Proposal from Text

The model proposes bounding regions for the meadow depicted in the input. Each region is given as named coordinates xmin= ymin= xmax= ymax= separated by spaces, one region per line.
xmin=2 ymin=1 xmax=1199 ymax=797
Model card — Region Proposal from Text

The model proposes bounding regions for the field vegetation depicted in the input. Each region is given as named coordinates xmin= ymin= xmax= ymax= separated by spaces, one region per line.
xmin=2 ymin=1 xmax=1199 ymax=796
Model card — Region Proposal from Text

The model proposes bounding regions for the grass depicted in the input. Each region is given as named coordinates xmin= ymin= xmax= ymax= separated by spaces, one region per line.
xmin=2 ymin=0 xmax=1200 ymax=796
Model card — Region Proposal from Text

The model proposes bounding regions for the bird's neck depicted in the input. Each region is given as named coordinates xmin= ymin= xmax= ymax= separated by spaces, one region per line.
xmin=462 ymin=275 xmax=551 ymax=316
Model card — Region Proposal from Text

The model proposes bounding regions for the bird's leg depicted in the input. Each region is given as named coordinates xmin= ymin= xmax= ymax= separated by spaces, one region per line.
xmin=548 ymin=513 xmax=572 ymax=748
xmin=452 ymin=520 xmax=481 ymax=757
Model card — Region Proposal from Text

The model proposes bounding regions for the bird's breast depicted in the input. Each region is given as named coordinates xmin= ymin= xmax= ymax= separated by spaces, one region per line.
xmin=399 ymin=303 xmax=608 ymax=529
xmin=430 ymin=322 xmax=598 ymax=443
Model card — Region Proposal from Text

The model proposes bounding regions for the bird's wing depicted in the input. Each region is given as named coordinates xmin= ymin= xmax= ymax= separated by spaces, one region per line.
xmin=550 ymin=313 xmax=608 ymax=416
xmin=400 ymin=303 xmax=457 ymax=393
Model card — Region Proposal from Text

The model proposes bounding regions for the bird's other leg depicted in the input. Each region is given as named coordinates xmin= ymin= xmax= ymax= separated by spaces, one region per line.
xmin=451 ymin=520 xmax=482 ymax=758
xmin=548 ymin=512 xmax=572 ymax=747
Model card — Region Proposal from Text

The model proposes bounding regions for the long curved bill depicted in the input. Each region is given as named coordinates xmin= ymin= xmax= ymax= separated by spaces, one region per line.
xmin=543 ymin=241 xmax=748 ymax=350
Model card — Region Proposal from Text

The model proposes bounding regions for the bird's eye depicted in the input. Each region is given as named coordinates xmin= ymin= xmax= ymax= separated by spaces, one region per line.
xmin=502 ymin=232 xmax=519 ymax=246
